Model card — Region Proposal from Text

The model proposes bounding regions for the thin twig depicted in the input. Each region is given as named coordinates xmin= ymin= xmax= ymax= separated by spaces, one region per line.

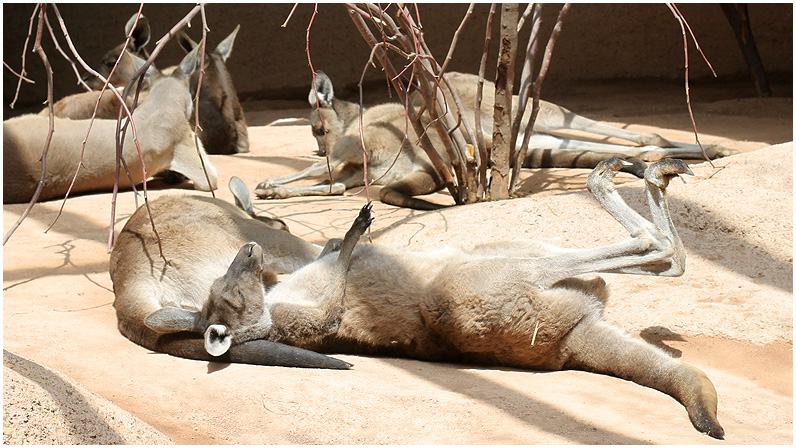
xmin=43 ymin=12 xmax=91 ymax=91
xmin=4 ymin=5 xmax=54 ymax=246
xmin=304 ymin=4 xmax=335 ymax=190
xmin=47 ymin=3 xmax=146 ymax=233
xmin=3 ymin=61 xmax=35 ymax=84
xmin=192 ymin=4 xmax=215 ymax=199
xmin=512 ymin=4 xmax=570 ymax=191
xmin=9 ymin=4 xmax=39 ymax=109
xmin=282 ymin=3 xmax=299 ymax=27
xmin=475 ymin=4 xmax=497 ymax=197
xmin=667 ymin=3 xmax=714 ymax=166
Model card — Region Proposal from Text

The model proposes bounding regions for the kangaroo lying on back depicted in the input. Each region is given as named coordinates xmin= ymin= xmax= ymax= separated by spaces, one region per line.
xmin=255 ymin=71 xmax=734 ymax=209
xmin=3 ymin=45 xmax=217 ymax=204
xmin=146 ymin=158 xmax=724 ymax=438
xmin=109 ymin=177 xmax=350 ymax=369
xmin=72 ymin=13 xmax=249 ymax=155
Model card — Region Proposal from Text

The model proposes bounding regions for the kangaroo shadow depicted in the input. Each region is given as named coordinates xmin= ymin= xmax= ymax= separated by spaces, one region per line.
xmin=382 ymin=357 xmax=653 ymax=444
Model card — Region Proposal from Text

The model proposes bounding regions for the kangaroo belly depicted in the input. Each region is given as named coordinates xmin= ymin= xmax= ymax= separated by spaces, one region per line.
xmin=420 ymin=260 xmax=606 ymax=369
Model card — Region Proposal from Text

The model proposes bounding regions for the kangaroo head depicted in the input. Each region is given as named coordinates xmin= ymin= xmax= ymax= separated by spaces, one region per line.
xmin=308 ymin=71 xmax=359 ymax=157
xmin=202 ymin=242 xmax=279 ymax=356
xmin=84 ymin=13 xmax=152 ymax=90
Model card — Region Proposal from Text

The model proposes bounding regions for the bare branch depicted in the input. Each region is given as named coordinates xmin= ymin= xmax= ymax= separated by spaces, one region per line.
xmin=511 ymin=4 xmax=570 ymax=192
xmin=43 ymin=12 xmax=91 ymax=91
xmin=3 ymin=61 xmax=35 ymax=84
xmin=192 ymin=4 xmax=216 ymax=199
xmin=282 ymin=3 xmax=299 ymax=27
xmin=667 ymin=3 xmax=714 ymax=166
xmin=475 ymin=4 xmax=497 ymax=197
xmin=4 ymin=5 xmax=54 ymax=246
xmin=9 ymin=4 xmax=39 ymax=109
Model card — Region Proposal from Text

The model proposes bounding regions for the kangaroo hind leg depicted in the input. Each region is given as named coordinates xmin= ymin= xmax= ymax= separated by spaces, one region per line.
xmin=379 ymin=171 xmax=447 ymax=210
xmin=562 ymin=314 xmax=724 ymax=439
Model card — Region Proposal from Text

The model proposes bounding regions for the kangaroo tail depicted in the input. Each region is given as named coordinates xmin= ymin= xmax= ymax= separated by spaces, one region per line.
xmin=120 ymin=322 xmax=351 ymax=370
xmin=562 ymin=316 xmax=724 ymax=439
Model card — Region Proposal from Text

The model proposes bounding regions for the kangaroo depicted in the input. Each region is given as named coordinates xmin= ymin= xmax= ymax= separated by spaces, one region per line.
xmin=152 ymin=158 xmax=724 ymax=438
xmin=255 ymin=71 xmax=735 ymax=209
xmin=82 ymin=13 xmax=155 ymax=91
xmin=108 ymin=177 xmax=349 ymax=369
xmin=83 ymin=13 xmax=248 ymax=155
xmin=3 ymin=45 xmax=217 ymax=204
xmin=175 ymin=26 xmax=250 ymax=155
xmin=39 ymin=87 xmax=149 ymax=121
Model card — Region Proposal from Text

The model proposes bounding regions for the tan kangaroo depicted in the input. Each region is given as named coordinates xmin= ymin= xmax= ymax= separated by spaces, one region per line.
xmin=109 ymin=177 xmax=349 ymax=369
xmin=82 ymin=13 xmax=249 ymax=155
xmin=255 ymin=71 xmax=734 ymax=209
xmin=151 ymin=158 xmax=724 ymax=439
xmin=3 ymin=45 xmax=217 ymax=204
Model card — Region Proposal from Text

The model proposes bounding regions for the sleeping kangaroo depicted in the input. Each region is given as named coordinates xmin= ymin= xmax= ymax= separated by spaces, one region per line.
xmin=149 ymin=158 xmax=724 ymax=438
xmin=109 ymin=177 xmax=349 ymax=369
xmin=3 ymin=45 xmax=217 ymax=204
xmin=80 ymin=13 xmax=249 ymax=155
xmin=255 ymin=71 xmax=734 ymax=209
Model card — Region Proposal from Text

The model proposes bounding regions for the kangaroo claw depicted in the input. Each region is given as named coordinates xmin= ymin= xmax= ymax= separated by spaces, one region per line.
xmin=645 ymin=159 xmax=693 ymax=189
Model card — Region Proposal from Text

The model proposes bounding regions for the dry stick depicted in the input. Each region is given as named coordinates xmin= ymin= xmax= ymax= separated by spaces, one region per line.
xmin=192 ymin=4 xmax=215 ymax=199
xmin=281 ymin=3 xmax=299 ymax=27
xmin=398 ymin=25 xmax=468 ymax=200
xmin=42 ymin=12 xmax=91 ymax=92
xmin=512 ymin=4 xmax=570 ymax=192
xmin=509 ymin=3 xmax=543 ymax=191
xmin=517 ymin=3 xmax=536 ymax=32
xmin=303 ymin=4 xmax=336 ymax=190
xmin=9 ymin=4 xmax=39 ymax=109
xmin=47 ymin=4 xmax=148 ymax=233
xmin=4 ymin=5 xmax=53 ymax=246
xmin=474 ymin=3 xmax=497 ymax=197
xmin=346 ymin=4 xmax=457 ymax=198
xmin=3 ymin=61 xmax=35 ymax=84
xmin=109 ymin=4 xmax=203 ymax=256
xmin=667 ymin=3 xmax=714 ymax=166
xmin=390 ymin=5 xmax=470 ymax=202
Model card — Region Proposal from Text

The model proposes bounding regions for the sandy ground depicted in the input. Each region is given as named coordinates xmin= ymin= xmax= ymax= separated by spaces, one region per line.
xmin=3 ymin=80 xmax=793 ymax=444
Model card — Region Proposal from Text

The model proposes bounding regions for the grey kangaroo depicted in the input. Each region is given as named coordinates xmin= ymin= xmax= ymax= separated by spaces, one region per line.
xmin=109 ymin=177 xmax=349 ymax=369
xmin=255 ymin=71 xmax=734 ymax=210
xmin=82 ymin=13 xmax=249 ymax=155
xmin=150 ymin=158 xmax=724 ymax=439
xmin=3 ymin=45 xmax=217 ymax=204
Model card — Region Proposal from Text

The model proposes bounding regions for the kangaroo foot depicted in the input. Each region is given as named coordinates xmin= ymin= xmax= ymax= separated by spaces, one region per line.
xmin=644 ymin=158 xmax=693 ymax=189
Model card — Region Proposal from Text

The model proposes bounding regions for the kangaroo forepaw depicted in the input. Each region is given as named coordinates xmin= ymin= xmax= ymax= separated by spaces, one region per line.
xmin=353 ymin=202 xmax=374 ymax=234
xmin=645 ymin=159 xmax=693 ymax=189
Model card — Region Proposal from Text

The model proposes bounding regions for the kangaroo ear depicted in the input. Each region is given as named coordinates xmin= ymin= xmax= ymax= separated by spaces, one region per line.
xmin=229 ymin=176 xmax=255 ymax=217
xmin=124 ymin=13 xmax=151 ymax=54
xmin=175 ymin=43 xmax=202 ymax=77
xmin=309 ymin=71 xmax=334 ymax=108
xmin=214 ymin=24 xmax=240 ymax=62
xmin=145 ymin=307 xmax=205 ymax=333
xmin=205 ymin=324 xmax=233 ymax=356
xmin=129 ymin=53 xmax=161 ymax=85
xmin=176 ymin=30 xmax=198 ymax=54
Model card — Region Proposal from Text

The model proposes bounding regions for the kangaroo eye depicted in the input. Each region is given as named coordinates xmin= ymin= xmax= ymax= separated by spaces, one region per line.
xmin=237 ymin=290 xmax=246 ymax=306
xmin=312 ymin=127 xmax=326 ymax=137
